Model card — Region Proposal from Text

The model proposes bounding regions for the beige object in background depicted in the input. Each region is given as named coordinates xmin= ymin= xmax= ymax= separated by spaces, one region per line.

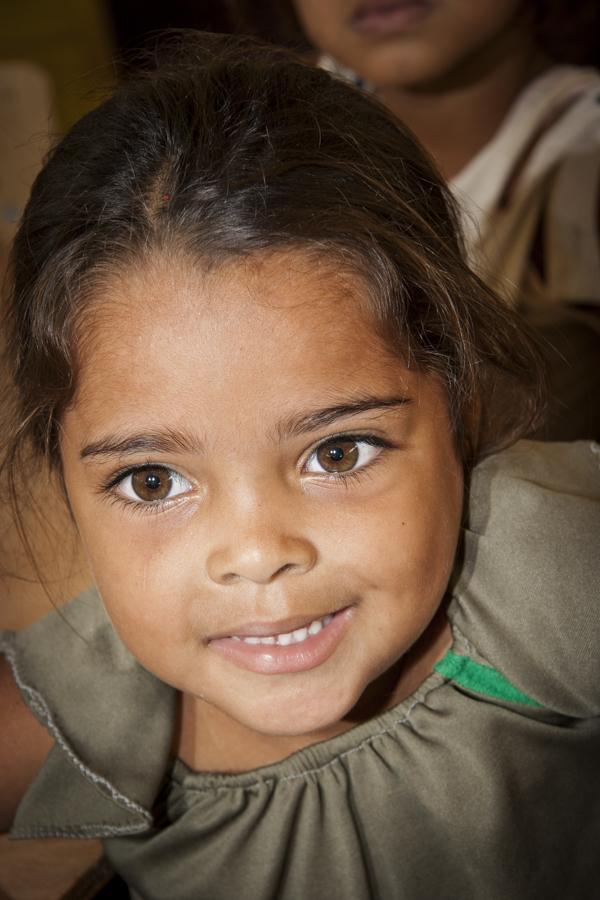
xmin=0 ymin=61 xmax=55 ymax=282
xmin=0 ymin=2 xmax=115 ymax=630
xmin=0 ymin=1 xmax=115 ymax=634
xmin=0 ymin=62 xmax=91 ymax=628
xmin=0 ymin=0 xmax=116 ymax=133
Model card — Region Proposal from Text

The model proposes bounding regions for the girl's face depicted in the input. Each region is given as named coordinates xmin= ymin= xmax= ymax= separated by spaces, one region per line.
xmin=293 ymin=0 xmax=529 ymax=89
xmin=60 ymin=251 xmax=463 ymax=747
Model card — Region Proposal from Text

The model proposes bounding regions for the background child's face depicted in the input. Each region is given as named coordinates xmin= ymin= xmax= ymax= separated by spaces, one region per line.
xmin=60 ymin=251 xmax=463 ymax=742
xmin=293 ymin=0 xmax=528 ymax=89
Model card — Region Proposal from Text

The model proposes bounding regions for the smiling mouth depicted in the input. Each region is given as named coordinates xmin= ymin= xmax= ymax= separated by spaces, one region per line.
xmin=230 ymin=613 xmax=334 ymax=647
xmin=209 ymin=607 xmax=353 ymax=675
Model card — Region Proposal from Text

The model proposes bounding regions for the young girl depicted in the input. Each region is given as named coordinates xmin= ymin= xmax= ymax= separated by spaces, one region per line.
xmin=1 ymin=33 xmax=599 ymax=900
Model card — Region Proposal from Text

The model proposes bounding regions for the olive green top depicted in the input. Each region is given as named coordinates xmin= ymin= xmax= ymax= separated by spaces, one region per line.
xmin=2 ymin=441 xmax=600 ymax=900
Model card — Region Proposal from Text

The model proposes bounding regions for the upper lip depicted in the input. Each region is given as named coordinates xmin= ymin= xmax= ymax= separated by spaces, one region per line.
xmin=208 ymin=607 xmax=347 ymax=641
xmin=353 ymin=0 xmax=425 ymax=20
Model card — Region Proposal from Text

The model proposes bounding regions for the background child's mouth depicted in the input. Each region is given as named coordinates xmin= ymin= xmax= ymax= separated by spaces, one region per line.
xmin=352 ymin=0 xmax=433 ymax=37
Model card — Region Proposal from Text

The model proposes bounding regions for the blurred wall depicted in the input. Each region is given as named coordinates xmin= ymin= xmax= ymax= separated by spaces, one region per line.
xmin=0 ymin=0 xmax=115 ymax=131
xmin=0 ymin=0 xmax=116 ymax=278
xmin=0 ymin=1 xmax=116 ymax=628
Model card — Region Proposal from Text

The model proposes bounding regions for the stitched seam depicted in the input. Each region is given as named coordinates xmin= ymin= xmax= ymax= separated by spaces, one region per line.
xmin=450 ymin=624 xmax=478 ymax=658
xmin=0 ymin=634 xmax=151 ymax=825
xmin=10 ymin=822 xmax=150 ymax=839
xmin=277 ymin=697 xmax=421 ymax=785
xmin=178 ymin=687 xmax=438 ymax=794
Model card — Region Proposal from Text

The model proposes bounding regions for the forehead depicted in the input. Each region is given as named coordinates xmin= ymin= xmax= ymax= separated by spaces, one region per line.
xmin=77 ymin=251 xmax=399 ymax=378
xmin=82 ymin=250 xmax=374 ymax=351
xmin=68 ymin=249 xmax=430 ymax=442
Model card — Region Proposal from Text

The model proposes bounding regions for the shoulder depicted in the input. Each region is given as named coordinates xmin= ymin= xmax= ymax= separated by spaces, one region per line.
xmin=468 ymin=439 xmax=600 ymax=531
xmin=0 ymin=588 xmax=177 ymax=838
xmin=449 ymin=440 xmax=600 ymax=716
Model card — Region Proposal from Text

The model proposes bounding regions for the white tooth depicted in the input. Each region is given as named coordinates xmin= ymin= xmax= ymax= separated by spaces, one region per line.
xmin=236 ymin=614 xmax=335 ymax=648
xmin=232 ymin=636 xmax=242 ymax=641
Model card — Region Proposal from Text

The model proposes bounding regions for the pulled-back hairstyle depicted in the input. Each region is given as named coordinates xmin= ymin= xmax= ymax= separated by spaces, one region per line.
xmin=2 ymin=32 xmax=543 ymax=485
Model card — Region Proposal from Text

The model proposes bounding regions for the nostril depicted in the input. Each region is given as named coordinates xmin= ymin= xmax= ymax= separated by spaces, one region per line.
xmin=206 ymin=536 xmax=317 ymax=586
xmin=218 ymin=562 xmax=299 ymax=585
xmin=220 ymin=572 xmax=241 ymax=585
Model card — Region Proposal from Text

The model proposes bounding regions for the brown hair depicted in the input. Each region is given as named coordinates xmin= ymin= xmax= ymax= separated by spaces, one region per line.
xmin=2 ymin=32 xmax=543 ymax=492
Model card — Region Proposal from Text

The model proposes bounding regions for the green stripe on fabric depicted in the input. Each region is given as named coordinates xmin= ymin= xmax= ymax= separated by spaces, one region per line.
xmin=434 ymin=650 xmax=543 ymax=708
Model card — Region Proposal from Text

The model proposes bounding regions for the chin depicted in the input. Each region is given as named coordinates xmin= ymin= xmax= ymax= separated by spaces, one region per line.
xmin=364 ymin=49 xmax=450 ymax=91
xmin=243 ymin=685 xmax=363 ymax=741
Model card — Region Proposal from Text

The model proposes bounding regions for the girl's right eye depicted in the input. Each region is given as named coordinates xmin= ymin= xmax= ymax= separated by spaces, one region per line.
xmin=116 ymin=466 xmax=192 ymax=504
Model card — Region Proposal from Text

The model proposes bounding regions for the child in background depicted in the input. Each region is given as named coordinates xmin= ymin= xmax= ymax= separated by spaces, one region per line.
xmin=1 ymin=34 xmax=599 ymax=900
xmin=233 ymin=0 xmax=600 ymax=440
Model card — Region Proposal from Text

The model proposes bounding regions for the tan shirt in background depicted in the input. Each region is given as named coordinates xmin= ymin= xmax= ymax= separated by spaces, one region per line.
xmin=451 ymin=66 xmax=600 ymax=311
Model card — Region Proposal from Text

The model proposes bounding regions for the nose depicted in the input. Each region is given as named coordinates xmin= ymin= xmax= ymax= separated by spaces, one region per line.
xmin=206 ymin=513 xmax=317 ymax=586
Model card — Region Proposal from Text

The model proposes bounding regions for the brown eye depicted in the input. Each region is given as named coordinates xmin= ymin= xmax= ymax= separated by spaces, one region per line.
xmin=131 ymin=467 xmax=173 ymax=501
xmin=315 ymin=440 xmax=359 ymax=473
xmin=115 ymin=466 xmax=192 ymax=506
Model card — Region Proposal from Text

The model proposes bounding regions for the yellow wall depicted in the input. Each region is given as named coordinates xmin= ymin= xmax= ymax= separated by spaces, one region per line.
xmin=0 ymin=0 xmax=115 ymax=131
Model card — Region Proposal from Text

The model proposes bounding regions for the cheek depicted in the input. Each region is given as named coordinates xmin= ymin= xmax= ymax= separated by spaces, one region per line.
xmin=70 ymin=511 xmax=191 ymax=656
xmin=292 ymin=0 xmax=345 ymax=45
xmin=320 ymin=474 xmax=461 ymax=601
xmin=69 ymin=482 xmax=191 ymax=597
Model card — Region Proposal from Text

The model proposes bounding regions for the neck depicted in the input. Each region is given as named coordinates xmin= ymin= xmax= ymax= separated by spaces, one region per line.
xmin=377 ymin=36 xmax=550 ymax=180
xmin=174 ymin=603 xmax=452 ymax=774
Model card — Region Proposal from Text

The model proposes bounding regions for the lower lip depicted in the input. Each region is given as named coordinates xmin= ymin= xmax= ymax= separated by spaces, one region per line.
xmin=209 ymin=608 xmax=354 ymax=675
xmin=352 ymin=1 xmax=432 ymax=38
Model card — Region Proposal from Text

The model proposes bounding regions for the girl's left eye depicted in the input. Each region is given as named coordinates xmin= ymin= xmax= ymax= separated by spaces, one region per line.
xmin=304 ymin=437 xmax=384 ymax=476
xmin=116 ymin=466 xmax=192 ymax=503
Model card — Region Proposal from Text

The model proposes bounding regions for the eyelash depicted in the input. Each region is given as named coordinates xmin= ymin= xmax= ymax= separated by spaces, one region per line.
xmin=99 ymin=432 xmax=392 ymax=513
xmin=304 ymin=432 xmax=390 ymax=485
xmin=99 ymin=463 xmax=184 ymax=516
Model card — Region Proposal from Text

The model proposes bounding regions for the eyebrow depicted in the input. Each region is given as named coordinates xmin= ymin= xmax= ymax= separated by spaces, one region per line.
xmin=80 ymin=395 xmax=411 ymax=461
xmin=80 ymin=429 xmax=202 ymax=461
xmin=277 ymin=395 xmax=412 ymax=439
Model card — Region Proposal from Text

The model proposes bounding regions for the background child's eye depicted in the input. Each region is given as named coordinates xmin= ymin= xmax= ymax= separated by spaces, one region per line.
xmin=118 ymin=466 xmax=192 ymax=502
xmin=305 ymin=438 xmax=381 ymax=475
